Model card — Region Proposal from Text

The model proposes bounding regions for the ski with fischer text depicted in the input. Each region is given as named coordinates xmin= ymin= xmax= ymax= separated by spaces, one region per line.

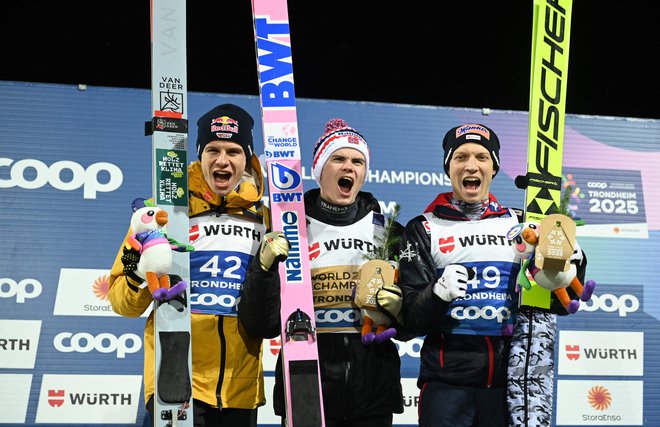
xmin=517 ymin=0 xmax=574 ymax=308
xmin=250 ymin=1 xmax=325 ymax=426
xmin=510 ymin=1 xmax=574 ymax=426
xmin=148 ymin=0 xmax=193 ymax=425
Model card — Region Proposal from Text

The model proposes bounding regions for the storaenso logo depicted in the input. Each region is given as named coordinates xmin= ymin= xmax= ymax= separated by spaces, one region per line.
xmin=54 ymin=332 xmax=142 ymax=358
xmin=0 ymin=158 xmax=122 ymax=199
xmin=0 ymin=278 xmax=42 ymax=303
xmin=532 ymin=2 xmax=568 ymax=177
xmin=451 ymin=305 xmax=510 ymax=323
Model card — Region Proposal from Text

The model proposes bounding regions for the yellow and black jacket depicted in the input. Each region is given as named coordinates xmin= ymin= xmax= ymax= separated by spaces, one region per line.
xmin=108 ymin=155 xmax=280 ymax=409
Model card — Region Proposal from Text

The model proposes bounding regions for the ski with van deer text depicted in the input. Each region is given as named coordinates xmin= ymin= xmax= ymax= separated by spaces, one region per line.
xmin=148 ymin=0 xmax=193 ymax=425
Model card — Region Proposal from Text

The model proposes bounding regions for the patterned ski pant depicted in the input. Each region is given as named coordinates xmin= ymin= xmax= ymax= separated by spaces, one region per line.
xmin=507 ymin=308 xmax=557 ymax=427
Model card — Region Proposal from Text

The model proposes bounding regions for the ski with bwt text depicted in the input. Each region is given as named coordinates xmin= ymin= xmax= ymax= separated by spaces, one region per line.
xmin=507 ymin=0 xmax=574 ymax=426
xmin=148 ymin=0 xmax=193 ymax=425
xmin=250 ymin=1 xmax=325 ymax=426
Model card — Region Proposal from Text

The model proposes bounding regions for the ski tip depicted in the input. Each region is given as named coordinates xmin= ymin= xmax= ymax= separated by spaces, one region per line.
xmin=515 ymin=174 xmax=529 ymax=189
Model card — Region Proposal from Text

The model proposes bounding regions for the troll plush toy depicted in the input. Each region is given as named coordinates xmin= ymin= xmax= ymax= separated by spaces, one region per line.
xmin=128 ymin=198 xmax=194 ymax=301
xmin=508 ymin=220 xmax=595 ymax=314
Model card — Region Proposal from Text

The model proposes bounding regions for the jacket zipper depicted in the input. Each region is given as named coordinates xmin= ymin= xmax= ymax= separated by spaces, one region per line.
xmin=216 ymin=316 xmax=226 ymax=409
xmin=439 ymin=334 xmax=445 ymax=368
xmin=485 ymin=336 xmax=494 ymax=387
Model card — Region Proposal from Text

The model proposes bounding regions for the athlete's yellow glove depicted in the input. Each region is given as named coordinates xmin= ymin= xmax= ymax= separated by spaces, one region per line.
xmin=375 ymin=282 xmax=404 ymax=325
xmin=259 ymin=231 xmax=290 ymax=272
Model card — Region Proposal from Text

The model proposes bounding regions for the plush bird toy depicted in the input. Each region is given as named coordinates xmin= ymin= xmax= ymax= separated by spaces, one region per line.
xmin=508 ymin=221 xmax=595 ymax=314
xmin=128 ymin=198 xmax=194 ymax=301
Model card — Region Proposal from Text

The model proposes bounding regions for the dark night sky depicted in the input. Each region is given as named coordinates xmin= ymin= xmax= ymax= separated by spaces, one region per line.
xmin=2 ymin=1 xmax=659 ymax=120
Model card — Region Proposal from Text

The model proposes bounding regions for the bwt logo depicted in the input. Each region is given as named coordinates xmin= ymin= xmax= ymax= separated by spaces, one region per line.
xmin=269 ymin=162 xmax=301 ymax=191
xmin=54 ymin=332 xmax=142 ymax=359
xmin=270 ymin=163 xmax=303 ymax=203
xmin=0 ymin=278 xmax=43 ymax=302
xmin=0 ymin=158 xmax=123 ymax=199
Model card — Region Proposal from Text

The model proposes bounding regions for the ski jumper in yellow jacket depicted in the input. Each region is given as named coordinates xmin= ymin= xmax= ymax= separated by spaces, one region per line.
xmin=108 ymin=155 xmax=277 ymax=410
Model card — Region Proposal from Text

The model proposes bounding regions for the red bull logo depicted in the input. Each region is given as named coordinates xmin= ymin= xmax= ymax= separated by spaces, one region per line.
xmin=210 ymin=115 xmax=239 ymax=133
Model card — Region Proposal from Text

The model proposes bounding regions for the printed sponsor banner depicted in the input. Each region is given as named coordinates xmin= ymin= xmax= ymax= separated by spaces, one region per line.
xmin=0 ymin=374 xmax=32 ymax=423
xmin=0 ymin=319 xmax=41 ymax=369
xmin=577 ymin=291 xmax=641 ymax=318
xmin=393 ymin=378 xmax=420 ymax=425
xmin=565 ymin=168 xmax=647 ymax=238
xmin=263 ymin=337 xmax=280 ymax=372
xmin=35 ymin=374 xmax=142 ymax=423
xmin=558 ymin=330 xmax=643 ymax=376
xmin=257 ymin=376 xmax=280 ymax=425
xmin=556 ymin=380 xmax=643 ymax=425
xmin=54 ymin=268 xmax=151 ymax=317
xmin=0 ymin=277 xmax=43 ymax=304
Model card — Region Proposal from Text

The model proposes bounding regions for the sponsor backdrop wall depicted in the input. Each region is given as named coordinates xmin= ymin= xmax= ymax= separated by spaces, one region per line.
xmin=1 ymin=80 xmax=659 ymax=426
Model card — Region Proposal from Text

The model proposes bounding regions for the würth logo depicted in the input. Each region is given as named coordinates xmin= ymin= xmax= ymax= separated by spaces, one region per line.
xmin=48 ymin=389 xmax=65 ymax=407
xmin=309 ymin=242 xmax=320 ymax=261
xmin=438 ymin=236 xmax=455 ymax=254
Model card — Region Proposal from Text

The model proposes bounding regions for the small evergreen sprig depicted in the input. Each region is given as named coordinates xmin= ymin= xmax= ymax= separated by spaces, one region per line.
xmin=364 ymin=203 xmax=402 ymax=261
xmin=559 ymin=184 xmax=586 ymax=226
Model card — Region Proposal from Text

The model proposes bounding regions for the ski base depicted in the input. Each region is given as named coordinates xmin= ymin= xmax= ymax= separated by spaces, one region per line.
xmin=288 ymin=360 xmax=323 ymax=427
xmin=157 ymin=330 xmax=192 ymax=404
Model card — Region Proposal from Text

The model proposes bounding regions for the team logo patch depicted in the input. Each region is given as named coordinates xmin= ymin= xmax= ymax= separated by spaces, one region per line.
xmin=506 ymin=223 xmax=524 ymax=240
xmin=422 ymin=221 xmax=431 ymax=234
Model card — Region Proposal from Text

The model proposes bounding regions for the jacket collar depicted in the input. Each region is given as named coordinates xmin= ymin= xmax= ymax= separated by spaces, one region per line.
xmin=188 ymin=154 xmax=266 ymax=222
xmin=424 ymin=191 xmax=509 ymax=220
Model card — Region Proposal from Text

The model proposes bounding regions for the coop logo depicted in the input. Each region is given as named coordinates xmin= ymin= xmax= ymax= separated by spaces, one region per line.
xmin=395 ymin=338 xmax=423 ymax=358
xmin=0 ymin=278 xmax=42 ymax=303
xmin=579 ymin=292 xmax=639 ymax=317
xmin=316 ymin=309 xmax=358 ymax=324
xmin=451 ymin=305 xmax=510 ymax=323
xmin=191 ymin=292 xmax=238 ymax=308
xmin=587 ymin=181 xmax=608 ymax=189
xmin=0 ymin=158 xmax=123 ymax=199
xmin=53 ymin=332 xmax=142 ymax=359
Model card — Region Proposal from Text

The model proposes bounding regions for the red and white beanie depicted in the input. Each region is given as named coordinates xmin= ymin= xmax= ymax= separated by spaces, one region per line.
xmin=311 ymin=118 xmax=370 ymax=184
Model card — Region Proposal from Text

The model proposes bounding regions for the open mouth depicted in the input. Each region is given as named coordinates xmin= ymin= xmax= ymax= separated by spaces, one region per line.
xmin=213 ymin=170 xmax=232 ymax=185
xmin=338 ymin=176 xmax=354 ymax=194
xmin=462 ymin=177 xmax=481 ymax=191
